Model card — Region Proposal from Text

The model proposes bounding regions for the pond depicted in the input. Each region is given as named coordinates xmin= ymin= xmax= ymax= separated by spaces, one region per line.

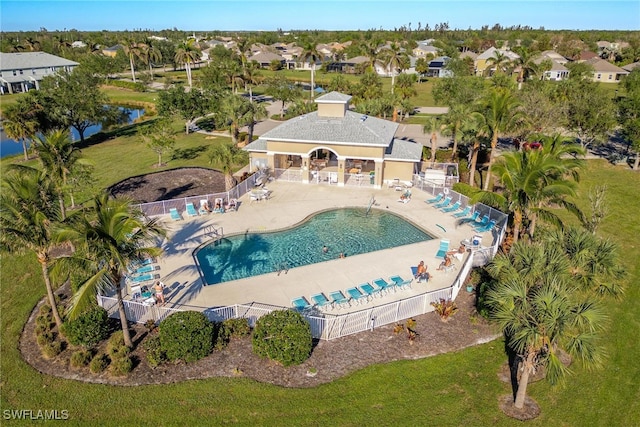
xmin=0 ymin=107 xmax=144 ymax=158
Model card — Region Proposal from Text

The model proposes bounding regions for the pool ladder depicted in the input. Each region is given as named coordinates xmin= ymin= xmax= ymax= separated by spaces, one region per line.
xmin=204 ymin=225 xmax=223 ymax=241
xmin=276 ymin=261 xmax=289 ymax=276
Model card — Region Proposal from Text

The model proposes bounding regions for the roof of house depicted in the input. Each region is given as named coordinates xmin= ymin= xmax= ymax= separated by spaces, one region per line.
xmin=385 ymin=138 xmax=423 ymax=162
xmin=0 ymin=52 xmax=79 ymax=70
xmin=315 ymin=91 xmax=352 ymax=103
xmin=476 ymin=46 xmax=520 ymax=61
xmin=342 ymin=55 xmax=369 ymax=64
xmin=459 ymin=51 xmax=478 ymax=60
xmin=579 ymin=51 xmax=599 ymax=61
xmin=248 ymin=52 xmax=285 ymax=63
xmin=585 ymin=57 xmax=628 ymax=73
xmin=622 ymin=61 xmax=640 ymax=72
xmin=534 ymin=56 xmax=569 ymax=71
xmin=247 ymin=110 xmax=399 ymax=149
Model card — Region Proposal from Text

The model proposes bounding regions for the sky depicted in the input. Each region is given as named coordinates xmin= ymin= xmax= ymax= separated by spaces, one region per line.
xmin=1 ymin=0 xmax=639 ymax=32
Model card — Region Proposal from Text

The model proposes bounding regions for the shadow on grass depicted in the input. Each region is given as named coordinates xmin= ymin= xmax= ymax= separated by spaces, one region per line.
xmin=172 ymin=145 xmax=208 ymax=160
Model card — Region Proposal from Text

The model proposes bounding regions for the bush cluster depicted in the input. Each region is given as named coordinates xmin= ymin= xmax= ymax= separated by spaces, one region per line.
xmin=89 ymin=353 xmax=109 ymax=373
xmin=106 ymin=331 xmax=133 ymax=376
xmin=252 ymin=310 xmax=313 ymax=367
xmin=214 ymin=317 xmax=252 ymax=350
xmin=70 ymin=349 xmax=94 ymax=368
xmin=143 ymin=335 xmax=166 ymax=368
xmin=63 ymin=306 xmax=111 ymax=347
xmin=106 ymin=79 xmax=146 ymax=92
xmin=159 ymin=311 xmax=214 ymax=363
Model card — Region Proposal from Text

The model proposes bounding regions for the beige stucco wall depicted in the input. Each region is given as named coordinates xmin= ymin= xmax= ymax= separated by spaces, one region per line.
xmin=317 ymin=103 xmax=346 ymax=118
xmin=592 ymin=72 xmax=620 ymax=82
xmin=382 ymin=161 xmax=415 ymax=183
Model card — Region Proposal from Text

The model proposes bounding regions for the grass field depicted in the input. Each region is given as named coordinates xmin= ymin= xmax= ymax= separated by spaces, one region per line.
xmin=0 ymin=159 xmax=638 ymax=426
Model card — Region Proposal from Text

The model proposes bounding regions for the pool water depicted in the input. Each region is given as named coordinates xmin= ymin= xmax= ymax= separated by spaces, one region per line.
xmin=196 ymin=208 xmax=433 ymax=285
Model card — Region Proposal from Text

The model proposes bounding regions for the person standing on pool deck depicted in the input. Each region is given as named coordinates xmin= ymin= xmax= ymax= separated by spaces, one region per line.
xmin=154 ymin=280 xmax=166 ymax=305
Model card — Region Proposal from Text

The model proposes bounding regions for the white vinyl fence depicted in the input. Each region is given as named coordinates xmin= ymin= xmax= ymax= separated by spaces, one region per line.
xmin=98 ymin=246 xmax=477 ymax=341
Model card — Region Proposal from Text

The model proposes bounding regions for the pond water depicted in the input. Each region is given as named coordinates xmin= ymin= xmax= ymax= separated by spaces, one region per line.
xmin=0 ymin=107 xmax=144 ymax=158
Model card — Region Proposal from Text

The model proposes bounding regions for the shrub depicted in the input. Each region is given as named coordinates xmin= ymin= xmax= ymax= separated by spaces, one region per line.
xmin=63 ymin=306 xmax=111 ymax=347
xmin=106 ymin=79 xmax=146 ymax=92
xmin=41 ymin=341 xmax=63 ymax=358
xmin=252 ymin=310 xmax=312 ymax=367
xmin=143 ymin=335 xmax=166 ymax=368
xmin=36 ymin=331 xmax=55 ymax=346
xmin=159 ymin=311 xmax=213 ymax=363
xmin=430 ymin=298 xmax=458 ymax=321
xmin=35 ymin=314 xmax=53 ymax=331
xmin=107 ymin=331 xmax=130 ymax=358
xmin=39 ymin=304 xmax=52 ymax=316
xmin=89 ymin=353 xmax=109 ymax=373
xmin=70 ymin=349 xmax=93 ymax=368
xmin=224 ymin=318 xmax=251 ymax=338
xmin=110 ymin=355 xmax=133 ymax=376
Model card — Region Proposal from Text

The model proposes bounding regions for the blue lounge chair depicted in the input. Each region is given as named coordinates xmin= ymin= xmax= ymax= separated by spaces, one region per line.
xmin=329 ymin=290 xmax=350 ymax=309
xmin=425 ymin=193 xmax=444 ymax=204
xmin=435 ymin=239 xmax=450 ymax=259
xmin=453 ymin=206 xmax=472 ymax=218
xmin=459 ymin=210 xmax=480 ymax=224
xmin=389 ymin=275 xmax=413 ymax=290
xmin=169 ymin=208 xmax=181 ymax=221
xmin=473 ymin=215 xmax=490 ymax=229
xmin=433 ymin=196 xmax=452 ymax=209
xmin=346 ymin=287 xmax=367 ymax=305
xmin=441 ymin=200 xmax=461 ymax=213
xmin=130 ymin=273 xmax=155 ymax=284
xmin=475 ymin=219 xmax=497 ymax=233
xmin=373 ymin=277 xmax=395 ymax=293
xmin=359 ymin=283 xmax=380 ymax=300
xmin=134 ymin=264 xmax=155 ymax=274
xmin=311 ymin=293 xmax=331 ymax=310
xmin=185 ymin=203 xmax=198 ymax=217
xmin=292 ymin=296 xmax=311 ymax=312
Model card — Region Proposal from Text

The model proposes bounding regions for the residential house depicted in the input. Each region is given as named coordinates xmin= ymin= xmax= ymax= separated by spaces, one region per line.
xmin=243 ymin=91 xmax=422 ymax=188
xmin=622 ymin=62 xmax=640 ymax=73
xmin=427 ymin=56 xmax=452 ymax=78
xmin=325 ymin=56 xmax=369 ymax=74
xmin=539 ymin=50 xmax=569 ymax=64
xmin=0 ymin=52 xmax=78 ymax=94
xmin=585 ymin=57 xmax=629 ymax=83
xmin=413 ymin=40 xmax=439 ymax=58
xmin=101 ymin=44 xmax=122 ymax=58
xmin=535 ymin=51 xmax=570 ymax=81
xmin=474 ymin=46 xmax=520 ymax=76
xmin=247 ymin=52 xmax=286 ymax=69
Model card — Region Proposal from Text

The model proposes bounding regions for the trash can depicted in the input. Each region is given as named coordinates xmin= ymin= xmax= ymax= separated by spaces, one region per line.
xmin=369 ymin=172 xmax=375 ymax=184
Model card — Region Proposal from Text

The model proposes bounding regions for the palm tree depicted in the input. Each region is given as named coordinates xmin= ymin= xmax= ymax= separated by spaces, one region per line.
xmin=24 ymin=37 xmax=41 ymax=51
xmin=471 ymin=142 xmax=584 ymax=244
xmin=242 ymin=60 xmax=262 ymax=100
xmin=175 ymin=39 xmax=202 ymax=88
xmin=219 ymin=94 xmax=252 ymax=145
xmin=512 ymin=47 xmax=539 ymax=89
xmin=2 ymin=99 xmax=40 ymax=161
xmin=484 ymin=50 xmax=513 ymax=76
xmin=299 ymin=40 xmax=322 ymax=99
xmin=30 ymin=130 xmax=90 ymax=220
xmin=360 ymin=38 xmax=382 ymax=73
xmin=472 ymin=89 xmax=525 ymax=190
xmin=58 ymin=193 xmax=165 ymax=347
xmin=141 ymin=41 xmax=162 ymax=81
xmin=423 ymin=116 xmax=443 ymax=165
xmin=244 ymin=101 xmax=268 ymax=144
xmin=380 ymin=42 xmax=410 ymax=94
xmin=486 ymin=241 xmax=608 ymax=410
xmin=121 ymin=39 xmax=146 ymax=83
xmin=460 ymin=115 xmax=485 ymax=187
xmin=0 ymin=169 xmax=65 ymax=328
xmin=207 ymin=142 xmax=247 ymax=191
xmin=440 ymin=104 xmax=471 ymax=161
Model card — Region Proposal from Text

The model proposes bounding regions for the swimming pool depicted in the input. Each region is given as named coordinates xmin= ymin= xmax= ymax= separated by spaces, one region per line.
xmin=195 ymin=207 xmax=433 ymax=285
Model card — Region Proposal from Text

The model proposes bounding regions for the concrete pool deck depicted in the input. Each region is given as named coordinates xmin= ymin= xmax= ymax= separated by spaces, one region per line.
xmin=145 ymin=181 xmax=497 ymax=313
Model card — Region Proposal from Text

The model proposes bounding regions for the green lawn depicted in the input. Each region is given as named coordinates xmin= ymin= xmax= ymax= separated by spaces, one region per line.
xmin=1 ymin=159 xmax=638 ymax=425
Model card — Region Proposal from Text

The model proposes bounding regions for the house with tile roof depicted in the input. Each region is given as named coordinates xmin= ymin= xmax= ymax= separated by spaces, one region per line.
xmin=474 ymin=47 xmax=520 ymax=76
xmin=243 ymin=91 xmax=422 ymax=188
xmin=585 ymin=57 xmax=629 ymax=83
xmin=0 ymin=52 xmax=78 ymax=94
xmin=534 ymin=53 xmax=570 ymax=81
xmin=247 ymin=52 xmax=286 ymax=69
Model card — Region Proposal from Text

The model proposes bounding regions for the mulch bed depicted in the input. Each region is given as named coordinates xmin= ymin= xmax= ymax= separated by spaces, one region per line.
xmin=20 ymin=290 xmax=499 ymax=388
xmin=108 ymin=167 xmax=227 ymax=204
